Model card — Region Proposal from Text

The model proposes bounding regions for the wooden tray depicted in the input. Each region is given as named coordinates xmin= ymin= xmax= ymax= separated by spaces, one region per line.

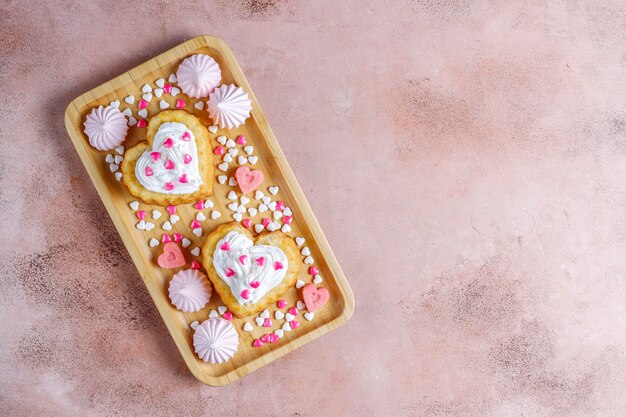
xmin=64 ymin=35 xmax=354 ymax=386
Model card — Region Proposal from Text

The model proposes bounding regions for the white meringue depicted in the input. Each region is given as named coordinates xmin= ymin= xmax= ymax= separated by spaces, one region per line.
xmin=193 ymin=318 xmax=239 ymax=364
xmin=83 ymin=105 xmax=129 ymax=151
xmin=168 ymin=269 xmax=212 ymax=312
xmin=207 ymin=84 xmax=252 ymax=130
xmin=176 ymin=54 xmax=222 ymax=99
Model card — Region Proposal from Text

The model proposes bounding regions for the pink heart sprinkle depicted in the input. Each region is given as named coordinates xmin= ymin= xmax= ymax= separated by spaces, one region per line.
xmin=242 ymin=218 xmax=252 ymax=229
xmin=191 ymin=220 xmax=201 ymax=229
xmin=179 ymin=174 xmax=188 ymax=183
xmin=239 ymin=255 xmax=248 ymax=265
xmin=274 ymin=261 xmax=284 ymax=270
xmin=145 ymin=166 xmax=154 ymax=176
xmin=263 ymin=318 xmax=272 ymax=327
xmin=150 ymin=152 xmax=160 ymax=161
xmin=190 ymin=201 xmax=202 ymax=211
xmin=138 ymin=99 xmax=148 ymax=109
xmin=276 ymin=201 xmax=285 ymax=211
xmin=176 ymin=99 xmax=186 ymax=109
xmin=173 ymin=233 xmax=183 ymax=242
xmin=250 ymin=281 xmax=260 ymax=288
xmin=262 ymin=218 xmax=271 ymax=227
xmin=277 ymin=299 xmax=287 ymax=309
xmin=269 ymin=334 xmax=279 ymax=343
xmin=163 ymin=84 xmax=172 ymax=94
xmin=163 ymin=137 xmax=174 ymax=148
xmin=182 ymin=131 xmax=191 ymax=141
xmin=288 ymin=307 xmax=298 ymax=316
xmin=223 ymin=312 xmax=233 ymax=320
xmin=290 ymin=320 xmax=300 ymax=329
xmin=256 ymin=257 xmax=265 ymax=266
xmin=164 ymin=159 xmax=175 ymax=170
xmin=226 ymin=268 xmax=236 ymax=278
xmin=236 ymin=135 xmax=246 ymax=145
xmin=252 ymin=339 xmax=263 ymax=348
xmin=166 ymin=205 xmax=176 ymax=215
xmin=261 ymin=334 xmax=271 ymax=343
xmin=183 ymin=154 xmax=192 ymax=164
xmin=162 ymin=234 xmax=171 ymax=243
xmin=240 ymin=288 xmax=250 ymax=299
xmin=308 ymin=266 xmax=319 ymax=275
xmin=137 ymin=119 xmax=147 ymax=128
xmin=191 ymin=260 xmax=200 ymax=270
xmin=220 ymin=242 xmax=230 ymax=251
xmin=164 ymin=182 xmax=174 ymax=191
xmin=283 ymin=216 xmax=292 ymax=225
xmin=136 ymin=210 xmax=146 ymax=221
xmin=213 ymin=145 xmax=224 ymax=155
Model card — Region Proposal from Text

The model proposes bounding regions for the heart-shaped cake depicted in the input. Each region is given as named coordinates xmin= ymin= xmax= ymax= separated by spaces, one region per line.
xmin=202 ymin=222 xmax=301 ymax=317
xmin=121 ymin=110 xmax=213 ymax=205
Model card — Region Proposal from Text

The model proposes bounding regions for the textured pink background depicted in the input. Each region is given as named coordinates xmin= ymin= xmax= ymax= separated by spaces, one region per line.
xmin=2 ymin=0 xmax=626 ymax=416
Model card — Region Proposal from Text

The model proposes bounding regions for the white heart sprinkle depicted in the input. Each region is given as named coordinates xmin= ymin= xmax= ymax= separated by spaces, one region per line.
xmin=115 ymin=146 xmax=125 ymax=155
xmin=273 ymin=210 xmax=283 ymax=220
xmin=301 ymin=247 xmax=311 ymax=256
xmin=282 ymin=224 xmax=292 ymax=233
xmin=191 ymin=247 xmax=200 ymax=257
xmin=168 ymin=73 xmax=177 ymax=83
xmin=260 ymin=309 xmax=270 ymax=319
xmin=170 ymin=214 xmax=180 ymax=224
xmin=152 ymin=210 xmax=161 ymax=219
xmin=142 ymin=92 xmax=152 ymax=102
xmin=240 ymin=196 xmax=250 ymax=205
xmin=208 ymin=125 xmax=218 ymax=134
xmin=154 ymin=88 xmax=163 ymax=98
xmin=228 ymin=177 xmax=237 ymax=186
xmin=248 ymin=156 xmax=258 ymax=165
xmin=142 ymin=83 xmax=152 ymax=93
xmin=244 ymin=146 xmax=254 ymax=155
xmin=228 ymin=202 xmax=238 ymax=212
xmin=204 ymin=199 xmax=214 ymax=208
xmin=149 ymin=238 xmax=159 ymax=247
xmin=254 ymin=224 xmax=264 ymax=233
xmin=209 ymin=310 xmax=218 ymax=319
xmin=124 ymin=95 xmax=135 ymax=104
xmin=228 ymin=191 xmax=238 ymax=202
xmin=110 ymin=100 xmax=120 ymax=108
xmin=182 ymin=238 xmax=191 ymax=248
xmin=218 ymin=162 xmax=228 ymax=172
xmin=217 ymin=136 xmax=227 ymax=145
xmin=255 ymin=317 xmax=265 ymax=327
xmin=190 ymin=320 xmax=199 ymax=330
xmin=313 ymin=275 xmax=323 ymax=284
xmin=304 ymin=312 xmax=315 ymax=321
xmin=275 ymin=311 xmax=285 ymax=320
xmin=115 ymin=172 xmax=123 ymax=181
xmin=282 ymin=322 xmax=292 ymax=332
xmin=194 ymin=101 xmax=204 ymax=110
xmin=155 ymin=78 xmax=165 ymax=88
xmin=136 ymin=221 xmax=146 ymax=230
xmin=192 ymin=228 xmax=202 ymax=237
xmin=122 ymin=108 xmax=132 ymax=117
xmin=129 ymin=201 xmax=139 ymax=211
xmin=211 ymin=210 xmax=221 ymax=219
xmin=268 ymin=201 xmax=277 ymax=211
xmin=243 ymin=322 xmax=253 ymax=332
xmin=223 ymin=154 xmax=233 ymax=163
xmin=218 ymin=305 xmax=227 ymax=315
xmin=196 ymin=212 xmax=206 ymax=221
xmin=171 ymin=87 xmax=181 ymax=96
xmin=269 ymin=186 xmax=279 ymax=195
xmin=128 ymin=116 xmax=137 ymax=126
xmin=228 ymin=148 xmax=238 ymax=156
xmin=295 ymin=237 xmax=305 ymax=246
xmin=145 ymin=222 xmax=155 ymax=231
xmin=258 ymin=204 xmax=268 ymax=213
xmin=233 ymin=213 xmax=243 ymax=222
xmin=114 ymin=155 xmax=124 ymax=164
xmin=266 ymin=222 xmax=277 ymax=232
xmin=285 ymin=313 xmax=295 ymax=322
xmin=248 ymin=207 xmax=258 ymax=217
xmin=255 ymin=190 xmax=264 ymax=200
xmin=262 ymin=196 xmax=272 ymax=205
xmin=296 ymin=280 xmax=305 ymax=289
xmin=105 ymin=154 xmax=114 ymax=163
xmin=162 ymin=221 xmax=172 ymax=231
xmin=238 ymin=156 xmax=248 ymax=165
xmin=283 ymin=207 xmax=292 ymax=216
xmin=226 ymin=139 xmax=235 ymax=148
xmin=274 ymin=329 xmax=284 ymax=338
xmin=297 ymin=300 xmax=305 ymax=310
xmin=159 ymin=100 xmax=169 ymax=110
xmin=237 ymin=204 xmax=246 ymax=213
xmin=217 ymin=175 xmax=227 ymax=184
xmin=138 ymin=109 xmax=148 ymax=118
xmin=109 ymin=164 xmax=119 ymax=172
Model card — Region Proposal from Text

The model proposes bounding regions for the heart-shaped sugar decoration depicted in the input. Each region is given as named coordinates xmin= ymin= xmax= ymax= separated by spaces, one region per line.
xmin=302 ymin=283 xmax=329 ymax=312
xmin=235 ymin=166 xmax=264 ymax=195
xmin=157 ymin=242 xmax=186 ymax=269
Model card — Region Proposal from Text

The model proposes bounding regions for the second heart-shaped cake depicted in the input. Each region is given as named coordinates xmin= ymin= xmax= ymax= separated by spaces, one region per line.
xmin=121 ymin=110 xmax=213 ymax=205
xmin=202 ymin=222 xmax=301 ymax=317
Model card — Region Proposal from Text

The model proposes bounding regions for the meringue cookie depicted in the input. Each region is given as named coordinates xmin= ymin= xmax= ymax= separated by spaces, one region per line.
xmin=207 ymin=84 xmax=252 ymax=130
xmin=193 ymin=318 xmax=239 ymax=364
xmin=83 ymin=105 xmax=129 ymax=151
xmin=176 ymin=54 xmax=222 ymax=99
xmin=168 ymin=269 xmax=212 ymax=312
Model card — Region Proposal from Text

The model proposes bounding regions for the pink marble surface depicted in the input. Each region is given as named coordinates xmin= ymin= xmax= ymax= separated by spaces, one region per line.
xmin=2 ymin=0 xmax=626 ymax=415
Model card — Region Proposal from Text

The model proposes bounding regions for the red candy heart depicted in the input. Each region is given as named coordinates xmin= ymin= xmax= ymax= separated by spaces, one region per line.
xmin=235 ymin=166 xmax=264 ymax=195
xmin=301 ymin=283 xmax=329 ymax=312
xmin=157 ymin=242 xmax=186 ymax=269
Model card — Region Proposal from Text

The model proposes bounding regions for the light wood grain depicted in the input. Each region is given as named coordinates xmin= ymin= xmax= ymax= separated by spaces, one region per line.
xmin=64 ymin=35 xmax=354 ymax=386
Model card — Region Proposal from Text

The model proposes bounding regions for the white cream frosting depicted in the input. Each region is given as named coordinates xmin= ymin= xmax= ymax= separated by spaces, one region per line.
xmin=213 ymin=231 xmax=288 ymax=305
xmin=135 ymin=122 xmax=202 ymax=194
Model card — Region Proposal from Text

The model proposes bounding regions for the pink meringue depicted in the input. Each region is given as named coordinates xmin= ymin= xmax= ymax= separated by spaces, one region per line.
xmin=207 ymin=84 xmax=252 ymax=130
xmin=168 ymin=269 xmax=212 ymax=312
xmin=193 ymin=318 xmax=239 ymax=364
xmin=83 ymin=105 xmax=129 ymax=151
xmin=176 ymin=54 xmax=221 ymax=99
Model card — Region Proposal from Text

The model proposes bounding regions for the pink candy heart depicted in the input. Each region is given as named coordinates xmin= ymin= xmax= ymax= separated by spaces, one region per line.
xmin=173 ymin=233 xmax=183 ymax=242
xmin=214 ymin=145 xmax=224 ymax=155
xmin=176 ymin=99 xmax=186 ymax=109
xmin=157 ymin=242 xmax=185 ymax=269
xmin=166 ymin=205 xmax=176 ymax=215
xmin=223 ymin=312 xmax=233 ymax=320
xmin=163 ymin=84 xmax=172 ymax=94
xmin=164 ymin=159 xmax=175 ymax=170
xmin=255 ymin=257 xmax=265 ymax=266
xmin=193 ymin=200 xmax=204 ymax=210
xmin=190 ymin=260 xmax=200 ymax=270
xmin=184 ymin=154 xmax=192 ymax=164
xmin=138 ymin=99 xmax=148 ymax=109
xmin=235 ymin=166 xmax=264 ymax=195
xmin=150 ymin=151 xmax=160 ymax=161
xmin=179 ymin=174 xmax=188 ymax=183
xmin=301 ymin=283 xmax=329 ymax=312
xmin=250 ymin=280 xmax=260 ymax=288
xmin=145 ymin=166 xmax=154 ymax=176
xmin=137 ymin=119 xmax=147 ymax=128
xmin=308 ymin=266 xmax=319 ymax=275
xmin=236 ymin=135 xmax=246 ymax=145
xmin=191 ymin=220 xmax=201 ymax=229
xmin=277 ymin=299 xmax=287 ymax=309
xmin=253 ymin=339 xmax=263 ymax=348
xmin=242 ymin=218 xmax=252 ymax=228
xmin=162 ymin=234 xmax=171 ymax=243
xmin=164 ymin=182 xmax=174 ymax=191
xmin=163 ymin=137 xmax=174 ymax=148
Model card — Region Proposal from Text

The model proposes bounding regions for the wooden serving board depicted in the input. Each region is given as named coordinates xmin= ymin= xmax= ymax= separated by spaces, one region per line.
xmin=64 ymin=35 xmax=354 ymax=386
